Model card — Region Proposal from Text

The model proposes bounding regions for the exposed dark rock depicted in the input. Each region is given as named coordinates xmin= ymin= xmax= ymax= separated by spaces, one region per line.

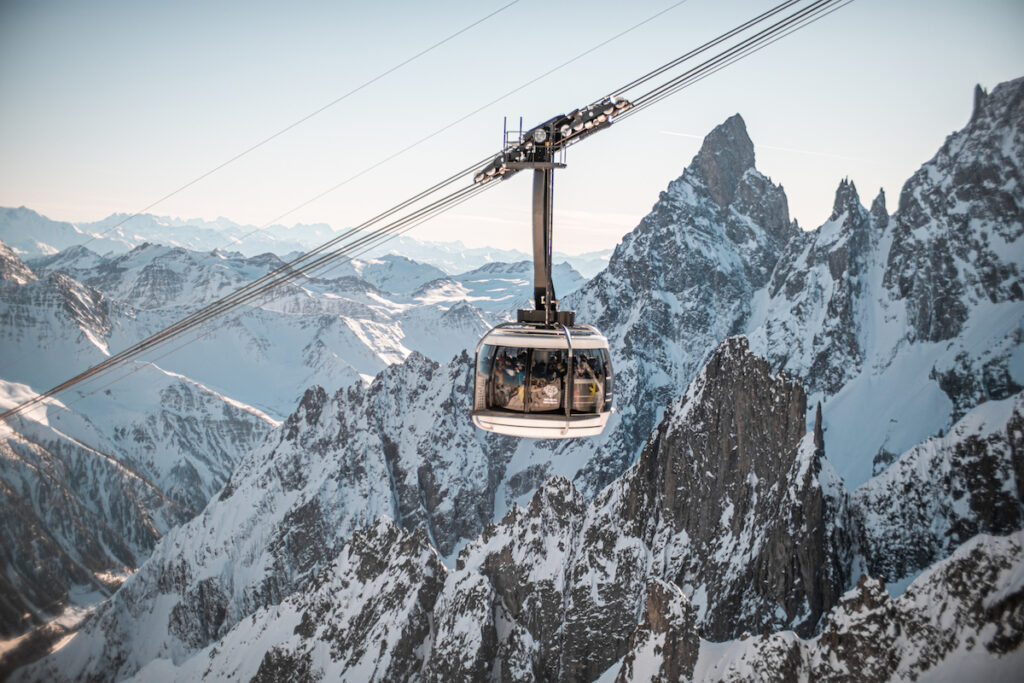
xmin=692 ymin=113 xmax=757 ymax=209
xmin=884 ymin=77 xmax=1023 ymax=344
xmin=615 ymin=580 xmax=700 ymax=683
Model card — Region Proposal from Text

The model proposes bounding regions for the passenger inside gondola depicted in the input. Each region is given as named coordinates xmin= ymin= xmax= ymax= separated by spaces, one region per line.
xmin=572 ymin=350 xmax=604 ymax=413
xmin=501 ymin=351 xmax=526 ymax=410
xmin=529 ymin=349 xmax=567 ymax=412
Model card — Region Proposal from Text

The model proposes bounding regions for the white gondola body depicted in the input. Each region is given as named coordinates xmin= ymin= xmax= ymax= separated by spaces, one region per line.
xmin=472 ymin=323 xmax=613 ymax=438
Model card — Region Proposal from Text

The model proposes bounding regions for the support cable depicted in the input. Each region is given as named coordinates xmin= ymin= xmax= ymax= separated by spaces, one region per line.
xmin=75 ymin=0 xmax=521 ymax=249
xmin=621 ymin=0 xmax=850 ymax=117
xmin=0 ymin=178 xmax=493 ymax=422
xmin=1 ymin=0 xmax=856 ymax=423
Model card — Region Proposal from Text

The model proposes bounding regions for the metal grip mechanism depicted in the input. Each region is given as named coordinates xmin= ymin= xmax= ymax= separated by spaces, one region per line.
xmin=473 ymin=99 xmax=633 ymax=328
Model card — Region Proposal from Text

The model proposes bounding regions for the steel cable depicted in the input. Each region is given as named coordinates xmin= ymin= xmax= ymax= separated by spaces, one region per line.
xmin=1 ymin=0 xmax=856 ymax=423
xmin=0 ymin=178 xmax=493 ymax=421
xmin=75 ymin=0 xmax=522 ymax=250
xmin=621 ymin=0 xmax=850 ymax=117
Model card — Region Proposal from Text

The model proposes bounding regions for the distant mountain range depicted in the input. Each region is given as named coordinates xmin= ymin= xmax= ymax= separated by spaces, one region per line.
xmin=0 ymin=206 xmax=614 ymax=278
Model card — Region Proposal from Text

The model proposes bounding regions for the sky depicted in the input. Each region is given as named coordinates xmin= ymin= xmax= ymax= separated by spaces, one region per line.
xmin=1 ymin=0 xmax=1022 ymax=254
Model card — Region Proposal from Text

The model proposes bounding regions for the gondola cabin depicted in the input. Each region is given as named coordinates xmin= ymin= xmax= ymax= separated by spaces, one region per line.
xmin=472 ymin=323 xmax=613 ymax=438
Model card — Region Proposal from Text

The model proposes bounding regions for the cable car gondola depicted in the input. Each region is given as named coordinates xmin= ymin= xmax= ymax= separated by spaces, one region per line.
xmin=471 ymin=111 xmax=620 ymax=438
xmin=473 ymin=321 xmax=613 ymax=438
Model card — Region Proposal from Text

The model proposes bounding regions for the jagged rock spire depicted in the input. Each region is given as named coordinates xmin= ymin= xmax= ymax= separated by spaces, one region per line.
xmin=969 ymin=83 xmax=988 ymax=125
xmin=814 ymin=401 xmax=824 ymax=452
xmin=870 ymin=188 xmax=889 ymax=229
xmin=692 ymin=113 xmax=756 ymax=207
xmin=830 ymin=178 xmax=862 ymax=222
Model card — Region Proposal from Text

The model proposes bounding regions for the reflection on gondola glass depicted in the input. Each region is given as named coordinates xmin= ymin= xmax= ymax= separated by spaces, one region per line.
xmin=475 ymin=340 xmax=612 ymax=414
xmin=472 ymin=324 xmax=613 ymax=438
xmin=478 ymin=346 xmax=570 ymax=414
xmin=529 ymin=348 xmax=567 ymax=413
xmin=571 ymin=348 xmax=611 ymax=414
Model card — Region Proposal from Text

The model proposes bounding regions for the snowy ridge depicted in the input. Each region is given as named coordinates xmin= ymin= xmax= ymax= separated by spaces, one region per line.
xmin=748 ymin=78 xmax=1024 ymax=485
xmin=685 ymin=533 xmax=1024 ymax=682
xmin=852 ymin=392 xmax=1024 ymax=591
xmin=412 ymin=260 xmax=586 ymax=315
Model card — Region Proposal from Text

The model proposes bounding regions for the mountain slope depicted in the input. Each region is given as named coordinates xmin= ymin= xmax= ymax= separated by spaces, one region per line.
xmin=0 ymin=381 xmax=192 ymax=637
xmin=747 ymin=77 xmax=1024 ymax=484
xmin=28 ymin=338 xmax=1022 ymax=681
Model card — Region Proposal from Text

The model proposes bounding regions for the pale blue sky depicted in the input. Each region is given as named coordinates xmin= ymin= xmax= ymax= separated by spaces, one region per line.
xmin=1 ymin=0 xmax=1021 ymax=253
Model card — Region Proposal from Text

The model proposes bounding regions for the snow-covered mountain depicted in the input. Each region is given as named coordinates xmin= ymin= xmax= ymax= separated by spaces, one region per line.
xmin=16 ymin=241 xmax=589 ymax=417
xmin=13 ymin=243 xmax=492 ymax=415
xmin=413 ymin=259 xmax=587 ymax=315
xmin=746 ymin=81 xmax=1023 ymax=484
xmin=5 ymin=76 xmax=1023 ymax=678
xmin=24 ymin=337 xmax=1022 ymax=681
xmin=566 ymin=77 xmax=1023 ymax=490
xmin=0 ymin=246 xmax=279 ymax=638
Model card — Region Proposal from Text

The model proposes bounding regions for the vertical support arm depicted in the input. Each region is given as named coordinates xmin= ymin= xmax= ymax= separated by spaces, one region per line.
xmin=531 ymin=167 xmax=556 ymax=318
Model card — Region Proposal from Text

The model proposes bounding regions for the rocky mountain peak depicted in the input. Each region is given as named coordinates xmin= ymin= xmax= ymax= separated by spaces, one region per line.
xmin=0 ymin=239 xmax=36 ymax=284
xmin=972 ymin=75 xmax=1024 ymax=136
xmin=627 ymin=336 xmax=808 ymax=541
xmin=284 ymin=385 xmax=329 ymax=439
xmin=869 ymin=188 xmax=889 ymax=228
xmin=970 ymin=83 xmax=988 ymax=125
xmin=692 ymin=113 xmax=756 ymax=208
xmin=611 ymin=336 xmax=849 ymax=639
xmin=829 ymin=178 xmax=862 ymax=222
xmin=884 ymin=76 xmax=1023 ymax=345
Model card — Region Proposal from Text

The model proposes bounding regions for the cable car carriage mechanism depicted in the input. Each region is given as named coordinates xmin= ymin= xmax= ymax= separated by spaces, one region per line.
xmin=471 ymin=99 xmax=630 ymax=438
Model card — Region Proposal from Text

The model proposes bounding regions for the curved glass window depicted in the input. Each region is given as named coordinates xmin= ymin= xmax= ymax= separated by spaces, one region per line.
xmin=571 ymin=348 xmax=608 ymax=414
xmin=476 ymin=343 xmax=612 ymax=416
xmin=476 ymin=344 xmax=567 ymax=414
xmin=528 ymin=349 xmax=568 ymax=413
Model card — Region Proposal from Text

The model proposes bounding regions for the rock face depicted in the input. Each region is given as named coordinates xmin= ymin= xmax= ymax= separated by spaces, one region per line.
xmin=620 ymin=337 xmax=848 ymax=640
xmin=615 ymin=580 xmax=701 ymax=683
xmin=552 ymin=112 xmax=798 ymax=499
xmin=701 ymin=532 xmax=1024 ymax=682
xmin=0 ymin=400 xmax=191 ymax=637
xmin=885 ymin=83 xmax=1024 ymax=344
xmin=755 ymin=178 xmax=880 ymax=397
xmin=853 ymin=393 xmax=1024 ymax=587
